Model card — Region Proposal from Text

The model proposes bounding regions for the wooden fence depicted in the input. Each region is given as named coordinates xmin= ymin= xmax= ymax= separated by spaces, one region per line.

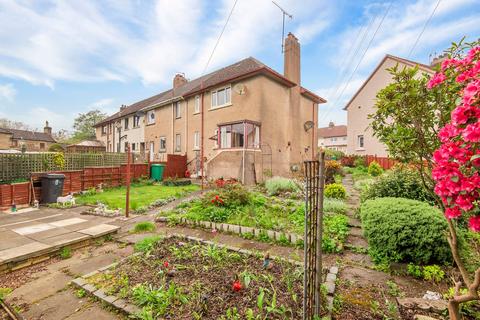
xmin=149 ymin=154 xmax=187 ymax=178
xmin=364 ymin=155 xmax=397 ymax=170
xmin=0 ymin=152 xmax=128 ymax=183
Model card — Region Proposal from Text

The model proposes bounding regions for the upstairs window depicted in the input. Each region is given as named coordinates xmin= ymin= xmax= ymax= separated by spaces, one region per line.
xmin=174 ymin=101 xmax=181 ymax=118
xmin=211 ymin=86 xmax=231 ymax=109
xmin=194 ymin=95 xmax=200 ymax=113
xmin=147 ymin=110 xmax=155 ymax=125
xmin=133 ymin=115 xmax=140 ymax=128
xmin=357 ymin=135 xmax=364 ymax=149
xmin=124 ymin=117 xmax=129 ymax=129
xmin=101 ymin=126 xmax=107 ymax=135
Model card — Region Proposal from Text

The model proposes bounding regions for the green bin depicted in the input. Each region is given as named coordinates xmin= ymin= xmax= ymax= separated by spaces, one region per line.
xmin=151 ymin=164 xmax=165 ymax=181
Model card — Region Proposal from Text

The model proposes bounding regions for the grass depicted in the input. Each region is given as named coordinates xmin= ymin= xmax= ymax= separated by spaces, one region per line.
xmin=60 ymin=247 xmax=72 ymax=259
xmin=76 ymin=183 xmax=199 ymax=210
xmin=133 ymin=221 xmax=156 ymax=233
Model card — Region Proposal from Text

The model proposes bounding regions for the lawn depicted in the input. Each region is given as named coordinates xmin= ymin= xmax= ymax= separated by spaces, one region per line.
xmin=76 ymin=183 xmax=199 ymax=211
xmin=86 ymin=236 xmax=311 ymax=319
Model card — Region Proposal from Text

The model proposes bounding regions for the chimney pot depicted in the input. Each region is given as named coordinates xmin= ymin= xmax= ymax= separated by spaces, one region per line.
xmin=43 ymin=120 xmax=52 ymax=135
xmin=173 ymin=73 xmax=188 ymax=89
xmin=284 ymin=33 xmax=301 ymax=85
xmin=329 ymin=121 xmax=334 ymax=127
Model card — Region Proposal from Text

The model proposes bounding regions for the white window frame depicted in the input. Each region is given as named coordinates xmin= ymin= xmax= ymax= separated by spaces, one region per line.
xmin=159 ymin=136 xmax=166 ymax=153
xmin=194 ymin=95 xmax=200 ymax=114
xmin=133 ymin=115 xmax=140 ymax=128
xmin=124 ymin=117 xmax=129 ymax=130
xmin=174 ymin=101 xmax=181 ymax=119
xmin=147 ymin=110 xmax=155 ymax=125
xmin=193 ymin=131 xmax=200 ymax=150
xmin=101 ymin=126 xmax=107 ymax=135
xmin=211 ymin=85 xmax=231 ymax=109
xmin=357 ymin=135 xmax=364 ymax=149
xmin=175 ymin=134 xmax=181 ymax=152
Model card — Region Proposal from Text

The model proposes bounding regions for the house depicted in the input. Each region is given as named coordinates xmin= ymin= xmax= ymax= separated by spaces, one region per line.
xmin=94 ymin=103 xmax=146 ymax=155
xmin=318 ymin=122 xmax=347 ymax=152
xmin=66 ymin=140 xmax=106 ymax=153
xmin=0 ymin=121 xmax=56 ymax=151
xmin=344 ymin=54 xmax=435 ymax=156
xmin=95 ymin=33 xmax=326 ymax=183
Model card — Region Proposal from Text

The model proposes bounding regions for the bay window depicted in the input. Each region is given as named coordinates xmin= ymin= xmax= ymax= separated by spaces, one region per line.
xmin=217 ymin=121 xmax=260 ymax=149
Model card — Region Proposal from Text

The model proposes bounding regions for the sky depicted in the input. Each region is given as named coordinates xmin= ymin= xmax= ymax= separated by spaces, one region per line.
xmin=0 ymin=0 xmax=479 ymax=132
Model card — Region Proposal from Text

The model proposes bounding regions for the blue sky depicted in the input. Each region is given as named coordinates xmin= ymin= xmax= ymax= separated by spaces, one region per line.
xmin=0 ymin=0 xmax=479 ymax=132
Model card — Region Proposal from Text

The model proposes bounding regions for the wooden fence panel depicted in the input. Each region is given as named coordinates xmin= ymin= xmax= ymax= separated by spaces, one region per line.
xmin=365 ymin=155 xmax=397 ymax=170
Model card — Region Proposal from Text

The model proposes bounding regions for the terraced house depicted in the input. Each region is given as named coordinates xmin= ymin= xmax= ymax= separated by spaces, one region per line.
xmin=95 ymin=33 xmax=325 ymax=183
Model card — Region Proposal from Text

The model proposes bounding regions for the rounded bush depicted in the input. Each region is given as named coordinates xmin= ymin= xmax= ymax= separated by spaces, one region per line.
xmin=360 ymin=197 xmax=451 ymax=265
xmin=361 ymin=166 xmax=436 ymax=205
xmin=265 ymin=176 xmax=299 ymax=196
xmin=367 ymin=161 xmax=383 ymax=177
xmin=324 ymin=183 xmax=346 ymax=199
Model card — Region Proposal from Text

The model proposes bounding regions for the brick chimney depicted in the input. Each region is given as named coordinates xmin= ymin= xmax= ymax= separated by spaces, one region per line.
xmin=43 ymin=121 xmax=52 ymax=135
xmin=328 ymin=121 xmax=334 ymax=128
xmin=173 ymin=73 xmax=187 ymax=89
xmin=431 ymin=53 xmax=448 ymax=68
xmin=284 ymin=32 xmax=300 ymax=85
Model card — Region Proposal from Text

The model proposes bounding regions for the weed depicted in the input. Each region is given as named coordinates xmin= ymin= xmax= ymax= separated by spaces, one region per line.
xmin=133 ymin=221 xmax=156 ymax=233
xmin=0 ymin=288 xmax=12 ymax=301
xmin=60 ymin=247 xmax=72 ymax=259
xmin=134 ymin=235 xmax=163 ymax=253
xmin=333 ymin=294 xmax=343 ymax=314
xmin=75 ymin=288 xmax=87 ymax=298
xmin=386 ymin=280 xmax=402 ymax=297
xmin=241 ymin=232 xmax=255 ymax=240
xmin=422 ymin=265 xmax=445 ymax=282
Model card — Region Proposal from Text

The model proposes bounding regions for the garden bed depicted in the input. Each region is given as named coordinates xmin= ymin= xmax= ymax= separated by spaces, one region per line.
xmin=77 ymin=235 xmax=321 ymax=319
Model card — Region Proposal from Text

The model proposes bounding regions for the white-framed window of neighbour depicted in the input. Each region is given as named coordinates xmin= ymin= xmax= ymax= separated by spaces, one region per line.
xmin=217 ymin=120 xmax=260 ymax=149
xmin=211 ymin=85 xmax=231 ymax=109
xmin=357 ymin=135 xmax=364 ymax=149
xmin=174 ymin=101 xmax=181 ymax=118
xmin=147 ymin=110 xmax=155 ymax=125
xmin=132 ymin=143 xmax=136 ymax=151
xmin=159 ymin=137 xmax=166 ymax=152
xmin=101 ymin=126 xmax=107 ymax=135
xmin=194 ymin=95 xmax=200 ymax=114
xmin=193 ymin=131 xmax=200 ymax=150
xmin=124 ymin=117 xmax=129 ymax=129
xmin=175 ymin=134 xmax=181 ymax=152
xmin=133 ymin=115 xmax=140 ymax=128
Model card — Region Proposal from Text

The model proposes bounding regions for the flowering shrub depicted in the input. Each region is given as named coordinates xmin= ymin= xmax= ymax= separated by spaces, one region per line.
xmin=429 ymin=45 xmax=480 ymax=232
xmin=211 ymin=195 xmax=224 ymax=206
xmin=325 ymin=160 xmax=343 ymax=184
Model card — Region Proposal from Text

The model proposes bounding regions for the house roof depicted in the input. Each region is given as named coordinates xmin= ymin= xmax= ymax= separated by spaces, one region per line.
xmin=343 ymin=54 xmax=435 ymax=110
xmin=67 ymin=140 xmax=105 ymax=148
xmin=0 ymin=128 xmax=55 ymax=143
xmin=318 ymin=124 xmax=347 ymax=138
xmin=95 ymin=57 xmax=325 ymax=126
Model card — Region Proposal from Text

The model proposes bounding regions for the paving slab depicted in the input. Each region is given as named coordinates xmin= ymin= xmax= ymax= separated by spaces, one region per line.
xmin=40 ymin=232 xmax=90 ymax=247
xmin=12 ymin=223 xmax=56 ymax=235
xmin=78 ymin=224 xmax=119 ymax=237
xmin=20 ymin=289 xmax=88 ymax=320
xmin=8 ymin=271 xmax=72 ymax=304
xmin=0 ymin=242 xmax=52 ymax=262
xmin=65 ymin=304 xmax=122 ymax=320
xmin=49 ymin=218 xmax=87 ymax=227
xmin=0 ymin=230 xmax=32 ymax=250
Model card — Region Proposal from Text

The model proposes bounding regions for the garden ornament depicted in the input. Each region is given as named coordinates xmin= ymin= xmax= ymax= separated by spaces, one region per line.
xmin=263 ymin=252 xmax=271 ymax=269
xmin=57 ymin=194 xmax=75 ymax=206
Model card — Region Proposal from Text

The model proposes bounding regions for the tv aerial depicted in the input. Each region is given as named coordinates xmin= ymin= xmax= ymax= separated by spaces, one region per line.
xmin=272 ymin=1 xmax=293 ymax=53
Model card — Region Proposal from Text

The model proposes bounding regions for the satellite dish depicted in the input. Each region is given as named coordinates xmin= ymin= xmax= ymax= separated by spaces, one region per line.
xmin=233 ymin=83 xmax=246 ymax=95
xmin=304 ymin=121 xmax=314 ymax=132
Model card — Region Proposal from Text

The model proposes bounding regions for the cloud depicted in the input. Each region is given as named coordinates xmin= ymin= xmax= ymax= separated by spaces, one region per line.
xmin=0 ymin=83 xmax=16 ymax=101
xmin=88 ymin=98 xmax=117 ymax=114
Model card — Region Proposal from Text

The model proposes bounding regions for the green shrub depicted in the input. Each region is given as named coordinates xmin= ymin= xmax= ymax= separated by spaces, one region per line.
xmin=360 ymin=197 xmax=450 ymax=265
xmin=360 ymin=166 xmax=436 ymax=205
xmin=324 ymin=149 xmax=345 ymax=160
xmin=407 ymin=263 xmax=445 ymax=282
xmin=133 ymin=221 xmax=156 ymax=233
xmin=324 ymin=183 xmax=346 ymax=199
xmin=134 ymin=235 xmax=163 ymax=253
xmin=60 ymin=247 xmax=72 ymax=259
xmin=367 ymin=161 xmax=383 ymax=177
xmin=265 ymin=177 xmax=299 ymax=195
xmin=354 ymin=157 xmax=366 ymax=168
xmin=324 ymin=198 xmax=348 ymax=214
xmin=325 ymin=160 xmax=343 ymax=185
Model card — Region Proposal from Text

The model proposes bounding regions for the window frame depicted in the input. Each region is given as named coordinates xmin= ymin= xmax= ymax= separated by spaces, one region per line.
xmin=147 ymin=110 xmax=155 ymax=125
xmin=159 ymin=137 xmax=166 ymax=153
xmin=101 ymin=126 xmax=107 ymax=135
xmin=211 ymin=85 xmax=232 ymax=109
xmin=194 ymin=95 xmax=200 ymax=114
xmin=174 ymin=101 xmax=181 ymax=119
xmin=193 ymin=131 xmax=200 ymax=150
xmin=175 ymin=134 xmax=181 ymax=152
xmin=357 ymin=135 xmax=364 ymax=149
xmin=124 ymin=117 xmax=129 ymax=130
xmin=217 ymin=120 xmax=260 ymax=150
xmin=133 ymin=115 xmax=140 ymax=128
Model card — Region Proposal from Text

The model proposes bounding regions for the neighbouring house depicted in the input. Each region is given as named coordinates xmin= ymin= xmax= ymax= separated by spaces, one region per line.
xmin=0 ymin=121 xmax=56 ymax=152
xmin=318 ymin=122 xmax=347 ymax=152
xmin=95 ymin=33 xmax=325 ymax=183
xmin=344 ymin=54 xmax=435 ymax=156
xmin=95 ymin=104 xmax=146 ymax=155
xmin=66 ymin=140 xmax=106 ymax=153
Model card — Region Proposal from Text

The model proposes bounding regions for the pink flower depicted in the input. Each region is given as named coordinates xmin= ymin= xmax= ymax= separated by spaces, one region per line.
xmin=427 ymin=72 xmax=446 ymax=89
xmin=462 ymin=80 xmax=480 ymax=104
xmin=462 ymin=122 xmax=480 ymax=142
xmin=469 ymin=215 xmax=480 ymax=232
xmin=445 ymin=206 xmax=462 ymax=219
xmin=438 ymin=124 xmax=459 ymax=143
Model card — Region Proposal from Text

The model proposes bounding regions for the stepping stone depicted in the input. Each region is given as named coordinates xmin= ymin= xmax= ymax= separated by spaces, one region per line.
xmin=347 ymin=217 xmax=362 ymax=228
xmin=0 ymin=242 xmax=52 ymax=262
xmin=12 ymin=223 xmax=56 ymax=235
xmin=78 ymin=224 xmax=119 ymax=236
xmin=349 ymin=227 xmax=363 ymax=237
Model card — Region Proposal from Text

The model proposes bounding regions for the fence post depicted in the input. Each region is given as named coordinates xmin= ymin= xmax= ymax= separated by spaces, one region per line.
xmin=125 ymin=143 xmax=131 ymax=218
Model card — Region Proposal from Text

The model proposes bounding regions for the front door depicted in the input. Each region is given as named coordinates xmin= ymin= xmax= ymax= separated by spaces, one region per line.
xmin=149 ymin=142 xmax=154 ymax=162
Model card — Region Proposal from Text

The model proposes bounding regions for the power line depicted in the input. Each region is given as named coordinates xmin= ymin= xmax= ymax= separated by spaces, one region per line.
xmin=320 ymin=1 xmax=392 ymax=125
xmin=202 ymin=0 xmax=240 ymax=75
xmin=407 ymin=0 xmax=441 ymax=58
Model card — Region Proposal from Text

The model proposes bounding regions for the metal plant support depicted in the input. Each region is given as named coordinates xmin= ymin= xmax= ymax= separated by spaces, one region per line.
xmin=303 ymin=152 xmax=326 ymax=319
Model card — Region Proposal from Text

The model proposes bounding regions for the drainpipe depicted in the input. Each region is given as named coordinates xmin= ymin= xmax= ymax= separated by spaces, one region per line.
xmin=312 ymin=102 xmax=316 ymax=160
xmin=201 ymin=92 xmax=205 ymax=190
xmin=242 ymin=121 xmax=246 ymax=184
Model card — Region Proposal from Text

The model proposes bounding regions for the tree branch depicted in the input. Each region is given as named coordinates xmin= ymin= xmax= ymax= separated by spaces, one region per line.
xmin=447 ymin=219 xmax=471 ymax=287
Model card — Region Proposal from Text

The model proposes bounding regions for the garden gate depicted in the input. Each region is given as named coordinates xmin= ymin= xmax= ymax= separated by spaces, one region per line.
xmin=303 ymin=152 xmax=325 ymax=319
